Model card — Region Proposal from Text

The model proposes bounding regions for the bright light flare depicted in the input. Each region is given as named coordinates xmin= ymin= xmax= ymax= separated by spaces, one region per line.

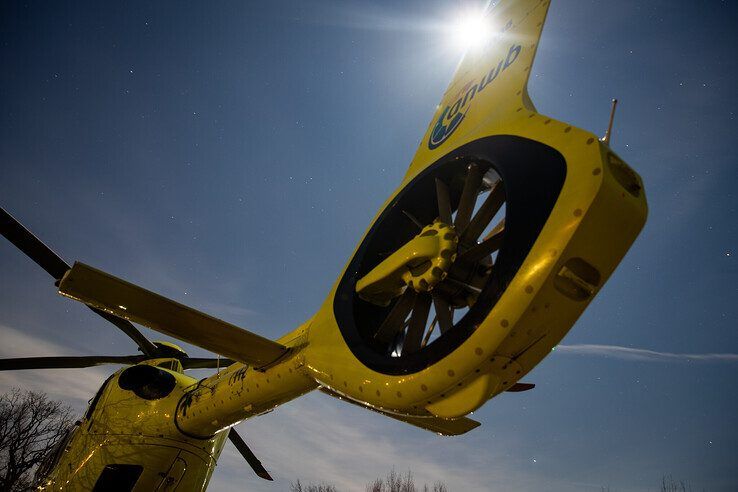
xmin=450 ymin=11 xmax=492 ymax=51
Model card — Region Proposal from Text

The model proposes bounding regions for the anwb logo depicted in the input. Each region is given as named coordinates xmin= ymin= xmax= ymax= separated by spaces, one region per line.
xmin=428 ymin=44 xmax=522 ymax=150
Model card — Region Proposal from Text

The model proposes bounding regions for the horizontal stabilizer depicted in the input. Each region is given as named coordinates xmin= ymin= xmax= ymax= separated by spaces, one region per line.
xmin=319 ymin=387 xmax=480 ymax=436
xmin=58 ymin=262 xmax=289 ymax=368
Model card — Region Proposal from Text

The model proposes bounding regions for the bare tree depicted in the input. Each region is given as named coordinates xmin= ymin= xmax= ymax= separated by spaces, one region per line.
xmin=0 ymin=388 xmax=74 ymax=492
xmin=366 ymin=469 xmax=447 ymax=492
xmin=426 ymin=483 xmax=447 ymax=492
xmin=366 ymin=469 xmax=413 ymax=492
xmin=291 ymin=470 xmax=448 ymax=492
xmin=290 ymin=479 xmax=338 ymax=492
xmin=661 ymin=475 xmax=692 ymax=492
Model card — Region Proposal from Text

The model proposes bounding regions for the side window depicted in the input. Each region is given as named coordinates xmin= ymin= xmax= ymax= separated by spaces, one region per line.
xmin=92 ymin=464 xmax=143 ymax=492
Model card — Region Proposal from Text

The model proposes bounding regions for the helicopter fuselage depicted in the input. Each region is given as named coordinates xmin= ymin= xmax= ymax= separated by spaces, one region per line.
xmin=37 ymin=359 xmax=230 ymax=491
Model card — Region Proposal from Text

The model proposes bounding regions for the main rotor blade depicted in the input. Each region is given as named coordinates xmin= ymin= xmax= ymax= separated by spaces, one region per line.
xmin=58 ymin=262 xmax=289 ymax=368
xmin=181 ymin=357 xmax=236 ymax=370
xmin=90 ymin=308 xmax=159 ymax=357
xmin=228 ymin=429 xmax=273 ymax=481
xmin=0 ymin=355 xmax=146 ymax=371
xmin=373 ymin=288 xmax=417 ymax=343
xmin=459 ymin=181 xmax=504 ymax=247
xmin=454 ymin=163 xmax=483 ymax=231
xmin=0 ymin=207 xmax=70 ymax=279
xmin=402 ymin=293 xmax=431 ymax=355
xmin=0 ymin=207 xmax=159 ymax=357
xmin=435 ymin=178 xmax=453 ymax=225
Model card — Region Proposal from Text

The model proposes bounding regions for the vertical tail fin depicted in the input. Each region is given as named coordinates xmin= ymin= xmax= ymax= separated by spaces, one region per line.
xmin=408 ymin=0 xmax=551 ymax=176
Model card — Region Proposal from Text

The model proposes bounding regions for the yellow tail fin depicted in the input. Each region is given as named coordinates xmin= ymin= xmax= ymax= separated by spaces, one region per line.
xmin=408 ymin=0 xmax=551 ymax=177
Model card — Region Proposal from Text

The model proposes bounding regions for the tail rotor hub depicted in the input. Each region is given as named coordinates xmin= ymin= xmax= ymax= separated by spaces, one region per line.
xmin=355 ymin=220 xmax=458 ymax=306
xmin=404 ymin=220 xmax=458 ymax=293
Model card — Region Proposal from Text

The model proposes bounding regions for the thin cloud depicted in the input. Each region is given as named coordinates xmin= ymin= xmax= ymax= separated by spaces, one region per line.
xmin=210 ymin=392 xmax=546 ymax=492
xmin=0 ymin=324 xmax=118 ymax=408
xmin=556 ymin=344 xmax=738 ymax=363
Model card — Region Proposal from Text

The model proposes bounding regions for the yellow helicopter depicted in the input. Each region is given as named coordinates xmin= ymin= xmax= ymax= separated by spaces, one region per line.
xmin=0 ymin=0 xmax=647 ymax=489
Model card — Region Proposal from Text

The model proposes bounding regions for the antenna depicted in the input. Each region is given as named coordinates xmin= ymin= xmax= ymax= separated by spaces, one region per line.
xmin=601 ymin=98 xmax=618 ymax=146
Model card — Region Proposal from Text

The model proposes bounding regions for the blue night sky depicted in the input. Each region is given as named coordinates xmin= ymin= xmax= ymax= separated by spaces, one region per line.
xmin=1 ymin=1 xmax=736 ymax=491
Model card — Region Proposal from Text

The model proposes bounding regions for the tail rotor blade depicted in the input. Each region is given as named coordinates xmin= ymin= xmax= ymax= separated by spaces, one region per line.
xmin=459 ymin=181 xmax=504 ymax=246
xmin=431 ymin=292 xmax=454 ymax=334
xmin=402 ymin=293 xmax=431 ymax=354
xmin=458 ymin=227 xmax=505 ymax=264
xmin=373 ymin=288 xmax=417 ymax=343
xmin=454 ymin=164 xmax=483 ymax=231
xmin=435 ymin=178 xmax=453 ymax=225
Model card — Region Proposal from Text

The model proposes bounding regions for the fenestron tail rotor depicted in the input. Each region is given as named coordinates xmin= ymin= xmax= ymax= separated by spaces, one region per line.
xmin=350 ymin=160 xmax=507 ymax=366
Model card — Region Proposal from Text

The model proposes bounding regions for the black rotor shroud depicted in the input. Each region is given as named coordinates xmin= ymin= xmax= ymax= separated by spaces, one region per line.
xmin=334 ymin=135 xmax=567 ymax=375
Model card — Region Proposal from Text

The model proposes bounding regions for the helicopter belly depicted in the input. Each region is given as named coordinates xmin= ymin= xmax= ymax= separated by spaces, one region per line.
xmin=39 ymin=434 xmax=227 ymax=492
